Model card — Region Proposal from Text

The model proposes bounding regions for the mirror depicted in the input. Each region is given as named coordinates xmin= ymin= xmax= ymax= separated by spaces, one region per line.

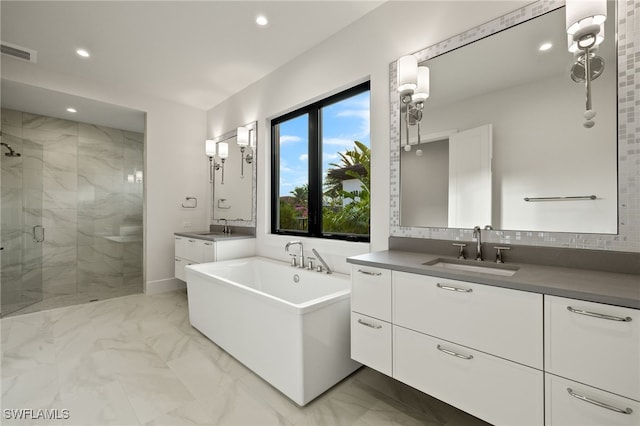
xmin=211 ymin=121 xmax=256 ymax=225
xmin=397 ymin=2 xmax=617 ymax=234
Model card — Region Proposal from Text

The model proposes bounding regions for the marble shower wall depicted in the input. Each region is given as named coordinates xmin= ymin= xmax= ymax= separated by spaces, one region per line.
xmin=1 ymin=108 xmax=143 ymax=315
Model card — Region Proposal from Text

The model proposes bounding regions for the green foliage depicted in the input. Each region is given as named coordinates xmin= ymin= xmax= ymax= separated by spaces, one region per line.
xmin=323 ymin=141 xmax=370 ymax=236
xmin=279 ymin=184 xmax=309 ymax=231
xmin=324 ymin=141 xmax=371 ymax=200
xmin=278 ymin=142 xmax=370 ymax=236
xmin=279 ymin=199 xmax=298 ymax=230
xmin=323 ymin=190 xmax=370 ymax=235
xmin=289 ymin=184 xmax=308 ymax=206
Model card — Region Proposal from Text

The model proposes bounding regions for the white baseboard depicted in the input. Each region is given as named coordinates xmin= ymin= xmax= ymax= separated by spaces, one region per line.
xmin=145 ymin=277 xmax=186 ymax=295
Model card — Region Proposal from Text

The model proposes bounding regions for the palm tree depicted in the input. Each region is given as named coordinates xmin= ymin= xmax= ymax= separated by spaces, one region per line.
xmin=289 ymin=183 xmax=308 ymax=207
xmin=325 ymin=141 xmax=370 ymax=200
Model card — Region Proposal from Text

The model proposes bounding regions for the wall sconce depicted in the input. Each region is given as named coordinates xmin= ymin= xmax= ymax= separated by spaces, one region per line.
xmin=566 ymin=0 xmax=607 ymax=128
xmin=237 ymin=126 xmax=254 ymax=178
xmin=216 ymin=142 xmax=228 ymax=184
xmin=205 ymin=139 xmax=228 ymax=184
xmin=206 ymin=139 xmax=216 ymax=182
xmin=398 ymin=55 xmax=430 ymax=154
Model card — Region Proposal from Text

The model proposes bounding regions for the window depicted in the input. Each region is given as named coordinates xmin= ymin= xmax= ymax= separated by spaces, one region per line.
xmin=271 ymin=81 xmax=370 ymax=241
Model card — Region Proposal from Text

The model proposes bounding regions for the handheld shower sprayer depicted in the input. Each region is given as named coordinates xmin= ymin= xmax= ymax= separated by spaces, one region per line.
xmin=0 ymin=131 xmax=22 ymax=157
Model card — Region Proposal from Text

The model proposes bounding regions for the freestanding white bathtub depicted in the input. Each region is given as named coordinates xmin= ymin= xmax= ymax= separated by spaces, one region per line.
xmin=185 ymin=256 xmax=361 ymax=406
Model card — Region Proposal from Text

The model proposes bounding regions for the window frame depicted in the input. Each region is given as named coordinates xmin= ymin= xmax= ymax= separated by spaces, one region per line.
xmin=270 ymin=81 xmax=371 ymax=242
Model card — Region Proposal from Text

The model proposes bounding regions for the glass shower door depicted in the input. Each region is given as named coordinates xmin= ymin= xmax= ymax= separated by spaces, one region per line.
xmin=1 ymin=125 xmax=44 ymax=317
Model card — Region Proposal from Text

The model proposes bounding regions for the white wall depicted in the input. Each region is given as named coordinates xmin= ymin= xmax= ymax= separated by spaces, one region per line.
xmin=206 ymin=1 xmax=528 ymax=272
xmin=2 ymin=62 xmax=208 ymax=294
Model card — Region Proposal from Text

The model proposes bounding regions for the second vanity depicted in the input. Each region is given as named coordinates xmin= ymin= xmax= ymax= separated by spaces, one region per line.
xmin=174 ymin=231 xmax=255 ymax=281
xmin=347 ymin=250 xmax=639 ymax=426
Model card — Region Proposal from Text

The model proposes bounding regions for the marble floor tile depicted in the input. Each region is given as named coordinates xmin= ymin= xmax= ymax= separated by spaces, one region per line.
xmin=0 ymin=289 xmax=490 ymax=426
xmin=58 ymin=380 xmax=139 ymax=426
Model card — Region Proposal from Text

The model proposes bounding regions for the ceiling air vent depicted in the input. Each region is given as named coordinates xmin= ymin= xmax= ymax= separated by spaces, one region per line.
xmin=1 ymin=41 xmax=37 ymax=63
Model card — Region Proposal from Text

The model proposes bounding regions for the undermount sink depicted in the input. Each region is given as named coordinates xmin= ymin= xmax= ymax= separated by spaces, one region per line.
xmin=423 ymin=258 xmax=519 ymax=277
xmin=193 ymin=231 xmax=224 ymax=236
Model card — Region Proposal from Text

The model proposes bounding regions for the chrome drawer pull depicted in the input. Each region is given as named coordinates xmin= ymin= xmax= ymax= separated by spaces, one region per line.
xmin=567 ymin=306 xmax=632 ymax=322
xmin=358 ymin=269 xmax=382 ymax=276
xmin=204 ymin=242 xmax=213 ymax=246
xmin=436 ymin=283 xmax=472 ymax=293
xmin=437 ymin=344 xmax=473 ymax=360
xmin=357 ymin=319 xmax=382 ymax=329
xmin=567 ymin=388 xmax=633 ymax=415
xmin=188 ymin=239 xmax=196 ymax=242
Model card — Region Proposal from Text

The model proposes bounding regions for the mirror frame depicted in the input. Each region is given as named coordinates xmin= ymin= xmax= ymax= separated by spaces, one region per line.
xmin=209 ymin=120 xmax=257 ymax=228
xmin=389 ymin=0 xmax=639 ymax=252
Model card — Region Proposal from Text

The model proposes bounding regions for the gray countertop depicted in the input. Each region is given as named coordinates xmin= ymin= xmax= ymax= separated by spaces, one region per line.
xmin=174 ymin=231 xmax=255 ymax=242
xmin=347 ymin=250 xmax=640 ymax=309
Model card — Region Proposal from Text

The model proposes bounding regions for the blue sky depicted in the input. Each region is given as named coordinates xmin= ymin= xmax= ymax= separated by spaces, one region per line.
xmin=278 ymin=91 xmax=370 ymax=197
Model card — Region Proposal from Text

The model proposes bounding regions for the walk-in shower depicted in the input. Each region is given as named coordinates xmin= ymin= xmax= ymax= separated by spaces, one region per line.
xmin=1 ymin=105 xmax=145 ymax=318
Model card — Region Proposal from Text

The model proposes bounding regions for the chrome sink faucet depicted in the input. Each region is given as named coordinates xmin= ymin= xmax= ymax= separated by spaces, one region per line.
xmin=473 ymin=225 xmax=483 ymax=261
xmin=285 ymin=241 xmax=304 ymax=268
xmin=221 ymin=218 xmax=231 ymax=234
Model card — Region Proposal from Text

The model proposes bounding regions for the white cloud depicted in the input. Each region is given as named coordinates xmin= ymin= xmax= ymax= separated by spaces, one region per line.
xmin=336 ymin=109 xmax=370 ymax=140
xmin=323 ymin=137 xmax=357 ymax=148
xmin=279 ymin=135 xmax=302 ymax=144
xmin=299 ymin=154 xmax=308 ymax=162
xmin=323 ymin=152 xmax=339 ymax=161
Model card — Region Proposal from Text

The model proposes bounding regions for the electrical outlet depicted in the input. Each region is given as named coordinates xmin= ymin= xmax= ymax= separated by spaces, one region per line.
xmin=183 ymin=221 xmax=192 ymax=228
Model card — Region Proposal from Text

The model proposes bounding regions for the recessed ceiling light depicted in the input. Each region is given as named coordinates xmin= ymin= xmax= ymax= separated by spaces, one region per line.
xmin=256 ymin=15 xmax=268 ymax=26
xmin=76 ymin=49 xmax=90 ymax=58
xmin=66 ymin=107 xmax=77 ymax=113
xmin=539 ymin=42 xmax=553 ymax=51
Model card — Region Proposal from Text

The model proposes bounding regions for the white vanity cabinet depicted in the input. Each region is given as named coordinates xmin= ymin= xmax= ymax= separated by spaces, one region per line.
xmin=350 ymin=265 xmax=392 ymax=375
xmin=350 ymin=266 xmax=544 ymax=425
xmin=392 ymin=271 xmax=544 ymax=426
xmin=544 ymin=295 xmax=640 ymax=424
xmin=349 ymin=257 xmax=639 ymax=426
xmin=394 ymin=326 xmax=544 ymax=426
xmin=174 ymin=235 xmax=255 ymax=281
xmin=545 ymin=374 xmax=640 ymax=426
xmin=393 ymin=271 xmax=543 ymax=369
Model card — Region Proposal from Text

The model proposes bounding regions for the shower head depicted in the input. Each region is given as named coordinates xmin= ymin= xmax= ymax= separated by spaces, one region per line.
xmin=0 ymin=142 xmax=21 ymax=157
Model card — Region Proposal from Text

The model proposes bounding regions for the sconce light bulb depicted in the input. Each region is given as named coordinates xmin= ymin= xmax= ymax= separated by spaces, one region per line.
xmin=205 ymin=139 xmax=216 ymax=157
xmin=397 ymin=55 xmax=418 ymax=95
xmin=237 ymin=126 xmax=250 ymax=147
xmin=404 ymin=144 xmax=412 ymax=152
xmin=217 ymin=142 xmax=229 ymax=159
xmin=416 ymin=149 xmax=423 ymax=157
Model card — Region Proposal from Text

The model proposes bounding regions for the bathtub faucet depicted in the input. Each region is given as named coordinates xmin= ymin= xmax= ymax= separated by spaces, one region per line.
xmin=285 ymin=241 xmax=304 ymax=268
xmin=311 ymin=248 xmax=332 ymax=274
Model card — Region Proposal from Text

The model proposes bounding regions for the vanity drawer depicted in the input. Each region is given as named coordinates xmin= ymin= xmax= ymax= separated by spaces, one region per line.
xmin=174 ymin=236 xmax=187 ymax=259
xmin=393 ymin=271 xmax=543 ymax=368
xmin=184 ymin=238 xmax=204 ymax=262
xmin=545 ymin=295 xmax=640 ymax=400
xmin=174 ymin=257 xmax=195 ymax=282
xmin=394 ymin=325 xmax=543 ymax=426
xmin=545 ymin=373 xmax=640 ymax=426
xmin=351 ymin=265 xmax=392 ymax=321
xmin=351 ymin=312 xmax=392 ymax=376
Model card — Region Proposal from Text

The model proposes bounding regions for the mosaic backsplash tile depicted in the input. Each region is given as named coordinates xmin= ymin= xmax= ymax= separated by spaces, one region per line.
xmin=389 ymin=0 xmax=640 ymax=253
